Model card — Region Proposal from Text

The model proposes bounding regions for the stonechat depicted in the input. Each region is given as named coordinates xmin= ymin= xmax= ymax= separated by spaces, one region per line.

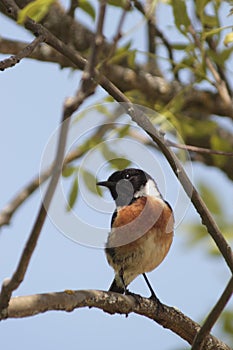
xmin=97 ymin=168 xmax=174 ymax=299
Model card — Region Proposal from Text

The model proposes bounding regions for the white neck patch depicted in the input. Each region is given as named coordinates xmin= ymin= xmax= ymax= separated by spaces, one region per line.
xmin=134 ymin=179 xmax=161 ymax=198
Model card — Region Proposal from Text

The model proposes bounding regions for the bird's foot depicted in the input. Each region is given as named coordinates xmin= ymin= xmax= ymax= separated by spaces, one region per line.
xmin=149 ymin=291 xmax=160 ymax=302
xmin=125 ymin=289 xmax=143 ymax=305
xmin=149 ymin=292 xmax=165 ymax=315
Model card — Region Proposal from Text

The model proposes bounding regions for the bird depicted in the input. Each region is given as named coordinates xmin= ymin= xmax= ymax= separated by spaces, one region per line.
xmin=97 ymin=168 xmax=174 ymax=299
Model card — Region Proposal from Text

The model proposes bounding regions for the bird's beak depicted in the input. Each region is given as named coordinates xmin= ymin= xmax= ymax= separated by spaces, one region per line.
xmin=97 ymin=180 xmax=115 ymax=188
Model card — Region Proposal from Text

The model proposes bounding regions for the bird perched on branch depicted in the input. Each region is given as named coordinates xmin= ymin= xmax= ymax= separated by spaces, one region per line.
xmin=97 ymin=168 xmax=174 ymax=299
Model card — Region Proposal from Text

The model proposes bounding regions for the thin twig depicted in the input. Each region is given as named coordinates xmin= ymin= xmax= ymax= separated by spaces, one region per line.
xmin=134 ymin=0 xmax=178 ymax=79
xmin=145 ymin=0 xmax=157 ymax=70
xmin=1 ymin=36 xmax=233 ymax=120
xmin=83 ymin=0 xmax=106 ymax=81
xmin=1 ymin=6 xmax=233 ymax=346
xmin=129 ymin=129 xmax=233 ymax=156
xmin=2 ymin=0 xmax=232 ymax=274
xmin=134 ymin=0 xmax=157 ymax=67
xmin=194 ymin=9 xmax=232 ymax=98
xmin=0 ymin=116 xmax=118 ymax=228
xmin=0 ymin=95 xmax=72 ymax=315
xmin=67 ymin=0 xmax=78 ymax=18
xmin=99 ymin=1 xmax=130 ymax=67
xmin=166 ymin=139 xmax=233 ymax=157
xmin=1 ymin=124 xmax=231 ymax=229
xmin=0 ymin=35 xmax=45 ymax=71
xmin=191 ymin=276 xmax=233 ymax=350
xmin=3 ymin=290 xmax=231 ymax=350
xmin=0 ymin=0 xmax=102 ymax=315
xmin=189 ymin=24 xmax=232 ymax=110
xmin=206 ymin=36 xmax=232 ymax=98
xmin=128 ymin=107 xmax=233 ymax=274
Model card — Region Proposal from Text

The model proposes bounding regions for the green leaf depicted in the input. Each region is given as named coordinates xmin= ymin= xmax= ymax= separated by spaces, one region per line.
xmin=195 ymin=0 xmax=210 ymax=17
xmin=82 ymin=169 xmax=101 ymax=195
xmin=210 ymin=134 xmax=232 ymax=167
xmin=101 ymin=143 xmax=117 ymax=161
xmin=224 ymin=32 xmax=233 ymax=46
xmin=62 ymin=166 xmax=76 ymax=178
xmin=66 ymin=176 xmax=78 ymax=211
xmin=172 ymin=43 xmax=190 ymax=50
xmin=171 ymin=0 xmax=191 ymax=34
xmin=101 ymin=144 xmax=131 ymax=170
xmin=108 ymin=43 xmax=136 ymax=66
xmin=117 ymin=124 xmax=130 ymax=138
xmin=127 ymin=49 xmax=136 ymax=68
xmin=198 ymin=182 xmax=222 ymax=215
xmin=95 ymin=104 xmax=113 ymax=118
xmin=109 ymin=158 xmax=131 ymax=170
xmin=202 ymin=14 xmax=218 ymax=27
xmin=78 ymin=0 xmax=95 ymax=20
xmin=222 ymin=311 xmax=233 ymax=336
xmin=18 ymin=0 xmax=56 ymax=24
xmin=207 ymin=47 xmax=233 ymax=68
xmin=185 ymin=223 xmax=208 ymax=245
xmin=106 ymin=0 xmax=129 ymax=8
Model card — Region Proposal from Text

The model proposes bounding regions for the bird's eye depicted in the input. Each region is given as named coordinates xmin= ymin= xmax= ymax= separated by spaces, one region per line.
xmin=125 ymin=173 xmax=130 ymax=179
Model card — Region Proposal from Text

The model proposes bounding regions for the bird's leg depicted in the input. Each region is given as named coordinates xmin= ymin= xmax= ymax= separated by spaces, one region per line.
xmin=119 ymin=269 xmax=129 ymax=294
xmin=143 ymin=273 xmax=160 ymax=301
xmin=142 ymin=273 xmax=165 ymax=315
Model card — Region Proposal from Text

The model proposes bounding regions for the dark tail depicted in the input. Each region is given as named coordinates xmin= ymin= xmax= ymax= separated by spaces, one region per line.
xmin=109 ymin=278 xmax=125 ymax=294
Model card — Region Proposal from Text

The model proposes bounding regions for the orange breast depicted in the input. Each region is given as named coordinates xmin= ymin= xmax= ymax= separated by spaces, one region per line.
xmin=108 ymin=196 xmax=174 ymax=248
xmin=106 ymin=196 xmax=174 ymax=284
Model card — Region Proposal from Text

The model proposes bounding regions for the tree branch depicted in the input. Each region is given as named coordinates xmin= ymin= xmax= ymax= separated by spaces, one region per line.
xmin=166 ymin=140 xmax=233 ymax=157
xmin=0 ymin=97 xmax=71 ymax=315
xmin=191 ymin=276 xmax=233 ymax=350
xmin=1 ymin=6 xmax=233 ymax=120
xmin=0 ymin=0 xmax=100 ymax=315
xmin=0 ymin=117 xmax=117 ymax=228
xmin=1 ymin=3 xmax=232 ymax=346
xmin=0 ymin=35 xmax=44 ymax=70
xmin=2 ymin=290 xmax=230 ymax=350
xmin=134 ymin=0 xmax=178 ymax=79
xmin=1 ymin=0 xmax=233 ymax=275
xmin=1 ymin=123 xmax=232 ymax=229
xmin=0 ymin=37 xmax=77 ymax=68
xmin=188 ymin=24 xmax=232 ymax=112
xmin=127 ymin=107 xmax=233 ymax=274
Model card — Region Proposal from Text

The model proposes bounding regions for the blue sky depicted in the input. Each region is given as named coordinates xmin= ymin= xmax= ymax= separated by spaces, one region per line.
xmin=0 ymin=2 xmax=233 ymax=349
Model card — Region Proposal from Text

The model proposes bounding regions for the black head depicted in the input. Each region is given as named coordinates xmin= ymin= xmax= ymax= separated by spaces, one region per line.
xmin=97 ymin=168 xmax=153 ymax=207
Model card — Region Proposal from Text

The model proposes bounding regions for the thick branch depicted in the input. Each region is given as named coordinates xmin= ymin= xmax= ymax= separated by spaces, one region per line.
xmin=1 ymin=4 xmax=233 ymax=120
xmin=3 ymin=290 xmax=231 ymax=350
xmin=0 ymin=5 xmax=232 ymax=347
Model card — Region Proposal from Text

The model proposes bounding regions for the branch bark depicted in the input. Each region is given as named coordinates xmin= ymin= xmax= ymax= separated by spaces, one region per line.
xmin=3 ymin=290 xmax=231 ymax=350
xmin=0 ymin=0 xmax=99 ymax=314
xmin=0 ymin=3 xmax=233 ymax=120
xmin=0 ymin=2 xmax=232 ymax=348
xmin=0 ymin=35 xmax=44 ymax=70
xmin=0 ymin=90 xmax=72 ymax=315
xmin=192 ymin=276 xmax=233 ymax=350
xmin=0 ymin=116 xmax=117 ymax=227
xmin=1 ymin=0 xmax=233 ymax=274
